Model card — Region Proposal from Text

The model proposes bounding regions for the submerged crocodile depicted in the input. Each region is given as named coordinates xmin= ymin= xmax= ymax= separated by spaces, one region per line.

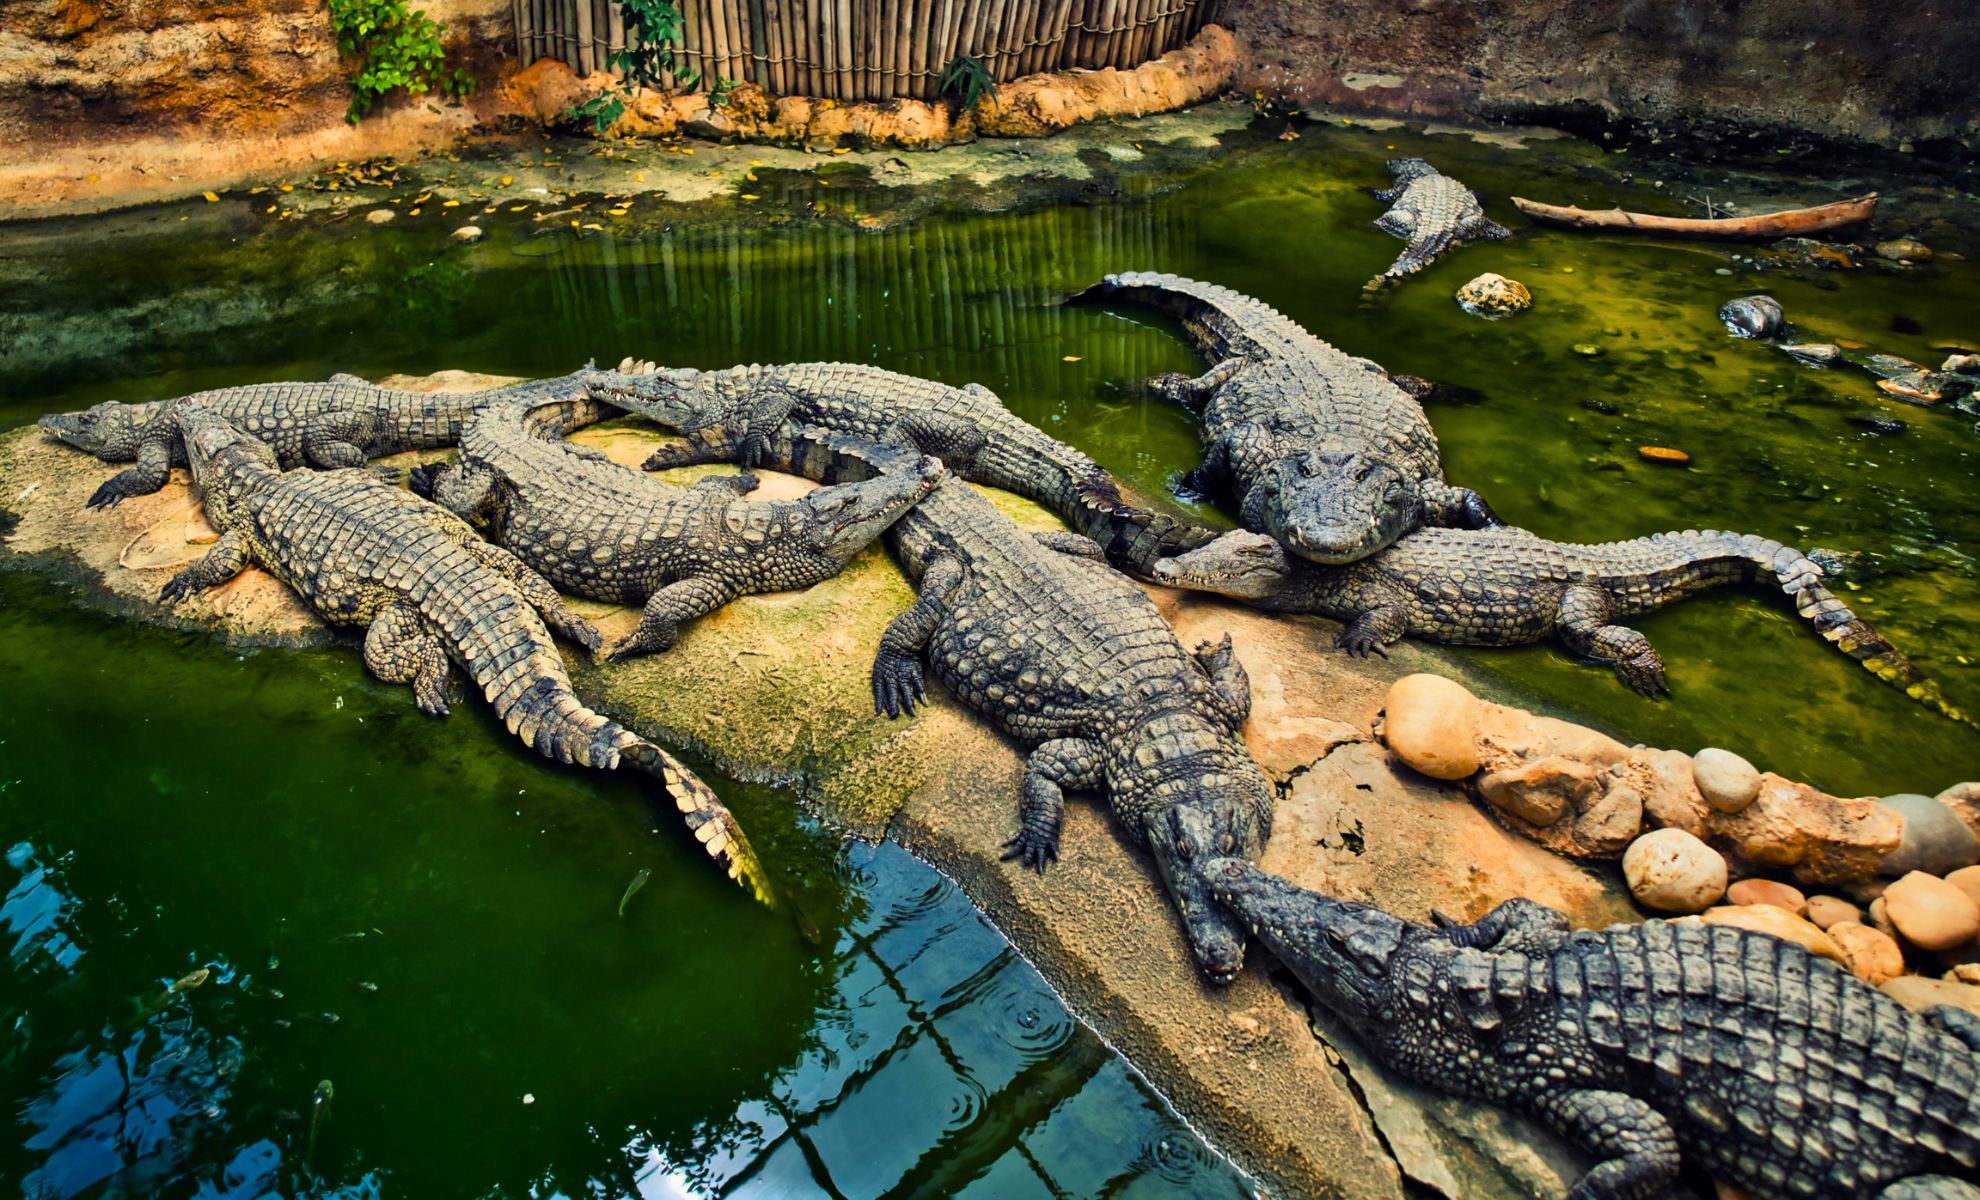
xmin=39 ymin=367 xmax=619 ymax=510
xmin=1152 ymin=526 xmax=1976 ymax=724
xmin=1205 ymin=859 xmax=1980 ymax=1200
xmin=155 ymin=401 xmax=771 ymax=902
xmin=1067 ymin=272 xmax=1501 ymax=565
xmin=591 ymin=360 xmax=1216 ymax=574
xmin=419 ymin=392 xmax=941 ymax=661
xmin=734 ymin=422 xmax=1273 ymax=982
xmin=1368 ymin=158 xmax=1513 ymax=288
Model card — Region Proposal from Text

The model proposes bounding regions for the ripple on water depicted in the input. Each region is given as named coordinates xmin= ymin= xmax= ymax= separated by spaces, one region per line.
xmin=1135 ymin=1117 xmax=1216 ymax=1187
xmin=985 ymin=974 xmax=1076 ymax=1063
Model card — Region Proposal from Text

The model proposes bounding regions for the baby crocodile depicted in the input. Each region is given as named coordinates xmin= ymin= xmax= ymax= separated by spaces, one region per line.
xmin=39 ymin=367 xmax=616 ymax=510
xmin=1206 ymin=859 xmax=1980 ymax=1200
xmin=1152 ymin=525 xmax=1976 ymax=724
xmin=738 ymin=422 xmax=1274 ymax=982
xmin=592 ymin=359 xmax=1216 ymax=575
xmin=1368 ymin=157 xmax=1513 ymax=288
xmin=1068 ymin=271 xmax=1500 ymax=565
xmin=422 ymin=392 xmax=941 ymax=661
xmin=157 ymin=400 xmax=770 ymax=901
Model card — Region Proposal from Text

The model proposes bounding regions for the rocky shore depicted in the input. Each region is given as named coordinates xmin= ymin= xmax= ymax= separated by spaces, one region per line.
xmin=5 ymin=370 xmax=1975 ymax=1197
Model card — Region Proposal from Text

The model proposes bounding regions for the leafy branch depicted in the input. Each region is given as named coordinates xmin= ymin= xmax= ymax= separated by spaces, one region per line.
xmin=940 ymin=54 xmax=995 ymax=112
xmin=328 ymin=0 xmax=473 ymax=123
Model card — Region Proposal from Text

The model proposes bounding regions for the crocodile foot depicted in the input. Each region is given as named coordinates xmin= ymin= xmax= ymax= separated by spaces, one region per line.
xmin=872 ymin=652 xmax=926 ymax=719
xmin=1000 ymin=826 xmax=1060 ymax=874
xmin=1615 ymin=652 xmax=1669 ymax=697
xmin=1335 ymin=623 xmax=1390 ymax=658
xmin=86 ymin=473 xmax=147 ymax=510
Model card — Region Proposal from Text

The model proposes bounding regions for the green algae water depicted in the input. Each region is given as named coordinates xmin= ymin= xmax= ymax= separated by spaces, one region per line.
xmin=0 ymin=573 xmax=1247 ymax=1196
xmin=4 ymin=109 xmax=1980 ymax=1194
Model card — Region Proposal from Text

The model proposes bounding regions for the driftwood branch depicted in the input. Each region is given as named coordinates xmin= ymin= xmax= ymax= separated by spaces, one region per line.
xmin=1510 ymin=193 xmax=1878 ymax=241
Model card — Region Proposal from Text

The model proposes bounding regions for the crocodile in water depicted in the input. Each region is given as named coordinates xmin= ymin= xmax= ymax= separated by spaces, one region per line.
xmin=734 ymin=422 xmax=1274 ymax=982
xmin=1067 ymin=271 xmax=1500 ymax=564
xmin=420 ymin=392 xmax=942 ymax=661
xmin=1368 ymin=157 xmax=1513 ymax=288
xmin=1151 ymin=526 xmax=1976 ymax=724
xmin=1205 ymin=858 xmax=1980 ymax=1200
xmin=155 ymin=400 xmax=772 ymax=901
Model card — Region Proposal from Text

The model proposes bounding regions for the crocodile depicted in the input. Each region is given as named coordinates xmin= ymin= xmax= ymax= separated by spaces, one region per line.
xmin=418 ymin=392 xmax=943 ymax=661
xmin=38 ymin=367 xmax=621 ymax=510
xmin=154 ymin=400 xmax=771 ymax=902
xmin=589 ymin=359 xmax=1218 ymax=575
xmin=733 ymin=421 xmax=1274 ymax=982
xmin=1066 ymin=271 xmax=1501 ymax=565
xmin=1151 ymin=525 xmax=1977 ymax=724
xmin=1367 ymin=157 xmax=1513 ymax=288
xmin=1204 ymin=858 xmax=1980 ymax=1200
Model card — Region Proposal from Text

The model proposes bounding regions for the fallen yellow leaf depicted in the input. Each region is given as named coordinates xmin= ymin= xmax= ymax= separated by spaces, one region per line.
xmin=581 ymin=222 xmax=603 ymax=230
xmin=606 ymin=208 xmax=629 ymax=216
xmin=500 ymin=174 xmax=514 ymax=185
xmin=413 ymin=192 xmax=432 ymax=203
xmin=280 ymin=184 xmax=294 ymax=193
xmin=832 ymin=147 xmax=850 ymax=154
xmin=746 ymin=172 xmax=758 ymax=181
xmin=634 ymin=171 xmax=646 ymax=182
xmin=410 ymin=207 xmax=421 ymax=215
xmin=201 ymin=191 xmax=220 ymax=203
xmin=740 ymin=194 xmax=760 ymax=201
xmin=1062 ymin=355 xmax=1083 ymax=362
xmin=266 ymin=204 xmax=277 ymax=213
xmin=509 ymin=205 xmax=528 ymax=211
xmin=442 ymin=199 xmax=460 ymax=207
xmin=749 ymin=159 xmax=763 ymax=167
xmin=87 ymin=173 xmax=99 ymax=184
xmin=249 ymin=185 xmax=266 ymax=194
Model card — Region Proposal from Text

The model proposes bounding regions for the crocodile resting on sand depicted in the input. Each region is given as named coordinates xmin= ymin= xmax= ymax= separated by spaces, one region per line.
xmin=1067 ymin=272 xmax=1500 ymax=565
xmin=591 ymin=359 xmax=1216 ymax=575
xmin=38 ymin=367 xmax=620 ymax=510
xmin=738 ymin=422 xmax=1274 ymax=982
xmin=1368 ymin=157 xmax=1513 ymax=289
xmin=419 ymin=392 xmax=941 ymax=661
xmin=1206 ymin=859 xmax=1980 ymax=1200
xmin=156 ymin=401 xmax=771 ymax=902
xmin=1151 ymin=526 xmax=1976 ymax=725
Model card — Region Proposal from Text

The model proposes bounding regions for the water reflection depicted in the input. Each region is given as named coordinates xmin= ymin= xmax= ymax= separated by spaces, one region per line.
xmin=4 ymin=843 xmax=84 ymax=973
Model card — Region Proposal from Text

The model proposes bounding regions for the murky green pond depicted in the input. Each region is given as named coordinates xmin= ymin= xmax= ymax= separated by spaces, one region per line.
xmin=4 ymin=111 xmax=1979 ymax=1195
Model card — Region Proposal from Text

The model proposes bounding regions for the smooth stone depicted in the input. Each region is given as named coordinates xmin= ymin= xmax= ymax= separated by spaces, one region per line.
xmin=1805 ymin=895 xmax=1862 ymax=929
xmin=1719 ymin=295 xmax=1783 ymax=339
xmin=1454 ymin=273 xmax=1531 ymax=317
xmin=1946 ymin=865 xmax=1980 ymax=908
xmin=1636 ymin=445 xmax=1689 ymax=464
xmin=1725 ymin=878 xmax=1806 ymax=915
xmin=1882 ymin=871 xmax=1980 ymax=951
xmin=1874 ymin=238 xmax=1932 ymax=263
xmin=364 ymin=208 xmax=396 ymax=224
xmin=1572 ymin=781 xmax=1644 ymax=854
xmin=1826 ymin=921 xmax=1905 ymax=984
xmin=1878 ymin=793 xmax=1980 ymax=876
xmin=1698 ymin=905 xmax=1843 ymax=963
xmin=1944 ymin=354 xmax=1980 ymax=376
xmin=1571 ymin=343 xmax=1603 ymax=357
xmin=1779 ymin=342 xmax=1840 ymax=366
xmin=1382 ymin=674 xmax=1480 ymax=781
xmin=1881 ymin=975 xmax=1980 ymax=1019
xmin=451 ymin=225 xmax=484 ymax=243
xmin=1869 ymin=896 xmax=1898 ymax=939
xmin=1948 ymin=963 xmax=1980 ymax=986
xmin=1624 ymin=829 xmax=1726 ymax=914
xmin=1691 ymin=747 xmax=1760 ymax=813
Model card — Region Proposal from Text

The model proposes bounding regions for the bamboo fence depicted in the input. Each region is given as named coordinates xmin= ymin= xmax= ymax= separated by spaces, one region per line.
xmin=514 ymin=0 xmax=1221 ymax=98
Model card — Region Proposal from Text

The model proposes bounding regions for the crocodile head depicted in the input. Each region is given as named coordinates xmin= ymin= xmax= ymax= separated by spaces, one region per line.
xmin=173 ymin=402 xmax=280 ymax=527
xmin=1252 ymin=447 xmax=1422 ymax=564
xmin=1138 ymin=762 xmax=1275 ymax=984
xmin=429 ymin=461 xmax=506 ymax=530
xmin=588 ymin=366 xmax=724 ymax=429
xmin=801 ymin=454 xmax=944 ymax=563
xmin=1151 ymin=530 xmax=1294 ymax=600
xmin=39 ymin=402 xmax=141 ymax=461
xmin=1203 ymin=858 xmax=1410 ymax=1024
xmin=1385 ymin=157 xmax=1438 ymax=186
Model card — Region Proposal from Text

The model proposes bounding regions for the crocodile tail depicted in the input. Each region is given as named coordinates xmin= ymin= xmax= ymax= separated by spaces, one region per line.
xmin=517 ymin=395 xmax=624 ymax=440
xmin=621 ymin=740 xmax=776 ymax=906
xmin=497 ymin=674 xmax=775 ymax=904
xmin=1065 ymin=271 xmax=1299 ymax=363
xmin=1729 ymin=532 xmax=1979 ymax=728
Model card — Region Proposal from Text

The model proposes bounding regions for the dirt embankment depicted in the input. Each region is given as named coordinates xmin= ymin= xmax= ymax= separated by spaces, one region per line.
xmin=0 ymin=0 xmax=512 ymax=216
xmin=1220 ymin=0 xmax=1979 ymax=153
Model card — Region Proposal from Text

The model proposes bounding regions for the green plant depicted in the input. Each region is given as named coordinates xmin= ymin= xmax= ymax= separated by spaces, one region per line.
xmin=569 ymin=93 xmax=627 ymax=134
xmin=939 ymin=54 xmax=995 ymax=112
xmin=708 ymin=74 xmax=739 ymax=108
xmin=609 ymin=0 xmax=696 ymax=90
xmin=328 ymin=0 xmax=473 ymax=123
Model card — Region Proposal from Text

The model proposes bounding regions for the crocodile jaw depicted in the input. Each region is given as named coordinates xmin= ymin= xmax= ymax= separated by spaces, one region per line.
xmin=1204 ymin=857 xmax=1403 ymax=1021
xmin=1151 ymin=530 xmax=1292 ymax=600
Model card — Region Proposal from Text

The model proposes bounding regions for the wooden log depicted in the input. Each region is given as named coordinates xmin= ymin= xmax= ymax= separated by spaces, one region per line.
xmin=1509 ymin=193 xmax=1879 ymax=240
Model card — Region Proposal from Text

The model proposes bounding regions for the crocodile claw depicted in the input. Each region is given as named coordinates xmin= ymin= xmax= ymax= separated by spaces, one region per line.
xmin=1616 ymin=653 xmax=1669 ymax=697
xmin=872 ymin=653 xmax=925 ymax=719
xmin=87 ymin=475 xmax=140 ymax=510
xmin=157 ymin=573 xmax=196 ymax=607
xmin=1000 ymin=828 xmax=1059 ymax=874
xmin=1335 ymin=625 xmax=1389 ymax=658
